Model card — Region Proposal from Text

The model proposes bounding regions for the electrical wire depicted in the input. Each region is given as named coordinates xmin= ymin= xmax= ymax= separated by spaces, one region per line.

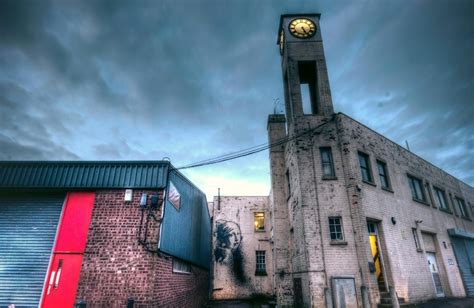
xmin=176 ymin=119 xmax=332 ymax=170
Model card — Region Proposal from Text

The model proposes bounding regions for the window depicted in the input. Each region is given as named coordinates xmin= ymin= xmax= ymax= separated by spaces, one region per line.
xmin=173 ymin=259 xmax=191 ymax=274
xmin=407 ymin=175 xmax=426 ymax=202
xmin=320 ymin=147 xmax=336 ymax=178
xmin=298 ymin=61 xmax=319 ymax=114
xmin=376 ymin=160 xmax=390 ymax=189
xmin=329 ymin=217 xmax=344 ymax=241
xmin=456 ymin=198 xmax=469 ymax=218
xmin=434 ymin=187 xmax=449 ymax=211
xmin=412 ymin=228 xmax=421 ymax=251
xmin=367 ymin=222 xmax=376 ymax=235
xmin=255 ymin=251 xmax=266 ymax=275
xmin=358 ymin=152 xmax=373 ymax=183
xmin=254 ymin=212 xmax=265 ymax=231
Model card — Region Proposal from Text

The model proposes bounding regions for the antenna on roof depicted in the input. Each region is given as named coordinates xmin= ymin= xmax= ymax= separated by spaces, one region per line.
xmin=405 ymin=140 xmax=410 ymax=152
xmin=273 ymin=98 xmax=280 ymax=114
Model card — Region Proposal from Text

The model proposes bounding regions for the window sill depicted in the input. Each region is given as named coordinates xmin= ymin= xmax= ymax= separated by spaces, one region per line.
xmin=330 ymin=241 xmax=348 ymax=246
xmin=255 ymin=271 xmax=267 ymax=276
xmin=322 ymin=176 xmax=338 ymax=181
xmin=362 ymin=180 xmax=376 ymax=187
xmin=416 ymin=248 xmax=423 ymax=253
xmin=461 ymin=216 xmax=472 ymax=222
xmin=412 ymin=198 xmax=430 ymax=206
xmin=255 ymin=230 xmax=266 ymax=233
xmin=439 ymin=208 xmax=453 ymax=215
xmin=173 ymin=270 xmax=191 ymax=275
xmin=381 ymin=186 xmax=394 ymax=193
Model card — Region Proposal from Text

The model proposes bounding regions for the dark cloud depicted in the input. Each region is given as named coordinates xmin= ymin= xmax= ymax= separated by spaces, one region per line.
xmin=0 ymin=0 xmax=472 ymax=198
xmin=326 ymin=0 xmax=473 ymax=187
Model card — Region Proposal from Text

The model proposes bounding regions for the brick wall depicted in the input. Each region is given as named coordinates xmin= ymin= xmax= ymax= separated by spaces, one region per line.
xmin=75 ymin=190 xmax=209 ymax=307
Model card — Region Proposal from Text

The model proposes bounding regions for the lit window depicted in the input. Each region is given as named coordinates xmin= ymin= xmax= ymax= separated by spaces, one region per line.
xmin=173 ymin=259 xmax=191 ymax=274
xmin=456 ymin=198 xmax=469 ymax=218
xmin=407 ymin=175 xmax=426 ymax=202
xmin=255 ymin=251 xmax=266 ymax=275
xmin=434 ymin=187 xmax=449 ymax=210
xmin=358 ymin=152 xmax=373 ymax=183
xmin=412 ymin=228 xmax=421 ymax=251
xmin=376 ymin=160 xmax=390 ymax=189
xmin=329 ymin=217 xmax=344 ymax=241
xmin=254 ymin=212 xmax=265 ymax=231
xmin=320 ymin=147 xmax=335 ymax=178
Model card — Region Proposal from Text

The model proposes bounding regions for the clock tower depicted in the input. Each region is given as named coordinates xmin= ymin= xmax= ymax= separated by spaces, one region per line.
xmin=268 ymin=14 xmax=337 ymax=307
xmin=277 ymin=14 xmax=334 ymax=129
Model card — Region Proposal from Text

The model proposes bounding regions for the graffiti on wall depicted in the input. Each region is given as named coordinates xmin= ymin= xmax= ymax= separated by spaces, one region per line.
xmin=214 ymin=220 xmax=246 ymax=283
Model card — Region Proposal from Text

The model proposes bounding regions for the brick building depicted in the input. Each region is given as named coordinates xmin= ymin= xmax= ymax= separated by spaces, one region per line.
xmin=0 ymin=161 xmax=211 ymax=307
xmin=210 ymin=14 xmax=474 ymax=307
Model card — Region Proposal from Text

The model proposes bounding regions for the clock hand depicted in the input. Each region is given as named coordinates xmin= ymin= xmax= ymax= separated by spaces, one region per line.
xmin=301 ymin=26 xmax=308 ymax=34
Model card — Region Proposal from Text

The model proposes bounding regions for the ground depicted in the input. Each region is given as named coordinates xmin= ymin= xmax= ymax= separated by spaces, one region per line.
xmin=206 ymin=297 xmax=474 ymax=307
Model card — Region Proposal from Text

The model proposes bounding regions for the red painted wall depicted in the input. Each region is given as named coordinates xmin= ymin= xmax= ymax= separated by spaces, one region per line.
xmin=75 ymin=190 xmax=209 ymax=307
xmin=42 ymin=192 xmax=95 ymax=308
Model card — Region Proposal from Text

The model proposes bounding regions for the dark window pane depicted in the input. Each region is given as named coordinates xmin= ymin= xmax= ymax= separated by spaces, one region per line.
xmin=435 ymin=188 xmax=447 ymax=210
xmin=377 ymin=161 xmax=390 ymax=189
xmin=320 ymin=148 xmax=335 ymax=177
xmin=256 ymin=251 xmax=266 ymax=274
xmin=329 ymin=217 xmax=344 ymax=241
xmin=358 ymin=153 xmax=372 ymax=182
xmin=457 ymin=198 xmax=468 ymax=218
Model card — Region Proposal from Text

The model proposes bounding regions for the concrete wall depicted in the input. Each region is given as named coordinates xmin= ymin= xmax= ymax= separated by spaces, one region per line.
xmin=210 ymin=196 xmax=273 ymax=300
xmin=76 ymin=190 xmax=209 ymax=307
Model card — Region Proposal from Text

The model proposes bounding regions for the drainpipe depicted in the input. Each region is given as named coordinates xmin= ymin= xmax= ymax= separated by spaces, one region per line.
xmin=389 ymin=286 xmax=400 ymax=308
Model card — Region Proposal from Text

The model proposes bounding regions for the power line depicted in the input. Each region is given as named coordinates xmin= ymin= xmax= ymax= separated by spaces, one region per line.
xmin=176 ymin=120 xmax=332 ymax=170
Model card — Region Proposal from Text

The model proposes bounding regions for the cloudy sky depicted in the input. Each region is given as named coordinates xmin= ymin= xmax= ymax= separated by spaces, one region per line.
xmin=1 ymin=0 xmax=473 ymax=199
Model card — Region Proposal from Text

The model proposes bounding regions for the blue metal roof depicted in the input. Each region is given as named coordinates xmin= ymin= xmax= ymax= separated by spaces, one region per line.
xmin=0 ymin=161 xmax=170 ymax=189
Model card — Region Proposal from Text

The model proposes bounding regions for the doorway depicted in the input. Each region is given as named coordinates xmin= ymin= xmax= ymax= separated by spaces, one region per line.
xmin=426 ymin=252 xmax=444 ymax=297
xmin=367 ymin=222 xmax=386 ymax=292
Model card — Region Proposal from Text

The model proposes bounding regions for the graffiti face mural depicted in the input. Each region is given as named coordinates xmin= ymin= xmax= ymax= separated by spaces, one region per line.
xmin=215 ymin=220 xmax=241 ymax=263
xmin=214 ymin=220 xmax=246 ymax=283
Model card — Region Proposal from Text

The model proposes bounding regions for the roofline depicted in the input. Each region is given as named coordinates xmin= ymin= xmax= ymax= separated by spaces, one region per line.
xmin=277 ymin=13 xmax=321 ymax=44
xmin=336 ymin=112 xmax=474 ymax=190
xmin=0 ymin=160 xmax=171 ymax=166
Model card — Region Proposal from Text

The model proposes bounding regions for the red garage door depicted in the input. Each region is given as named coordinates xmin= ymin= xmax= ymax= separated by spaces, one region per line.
xmin=41 ymin=192 xmax=95 ymax=308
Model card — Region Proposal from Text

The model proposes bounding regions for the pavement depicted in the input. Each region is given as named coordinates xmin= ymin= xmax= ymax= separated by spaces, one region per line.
xmin=404 ymin=297 xmax=474 ymax=308
xmin=205 ymin=299 xmax=275 ymax=307
xmin=206 ymin=297 xmax=474 ymax=307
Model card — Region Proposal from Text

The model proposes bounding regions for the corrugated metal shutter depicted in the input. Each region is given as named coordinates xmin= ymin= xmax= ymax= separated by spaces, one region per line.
xmin=451 ymin=237 xmax=474 ymax=296
xmin=0 ymin=195 xmax=64 ymax=307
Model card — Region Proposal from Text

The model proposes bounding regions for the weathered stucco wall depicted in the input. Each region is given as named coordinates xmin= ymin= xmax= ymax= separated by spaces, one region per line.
xmin=336 ymin=113 xmax=474 ymax=303
xmin=267 ymin=112 xmax=474 ymax=307
xmin=210 ymin=196 xmax=273 ymax=300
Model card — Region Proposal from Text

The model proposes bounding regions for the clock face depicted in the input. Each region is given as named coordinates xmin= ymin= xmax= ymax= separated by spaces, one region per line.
xmin=279 ymin=30 xmax=285 ymax=54
xmin=289 ymin=18 xmax=316 ymax=38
